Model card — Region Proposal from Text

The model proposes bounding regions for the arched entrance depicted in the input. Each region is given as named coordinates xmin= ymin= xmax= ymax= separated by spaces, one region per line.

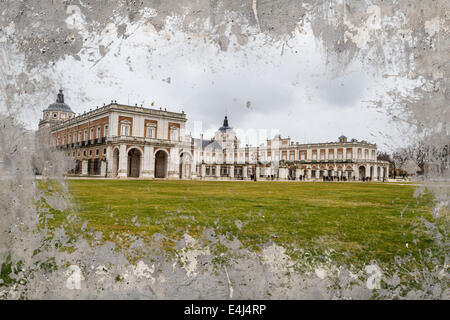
xmin=288 ymin=166 xmax=296 ymax=180
xmin=179 ymin=152 xmax=192 ymax=179
xmin=359 ymin=166 xmax=365 ymax=180
xmin=377 ymin=167 xmax=381 ymax=180
xmin=127 ymin=148 xmax=141 ymax=178
xmin=346 ymin=165 xmax=353 ymax=180
xmin=112 ymin=148 xmax=119 ymax=176
xmin=155 ymin=150 xmax=168 ymax=178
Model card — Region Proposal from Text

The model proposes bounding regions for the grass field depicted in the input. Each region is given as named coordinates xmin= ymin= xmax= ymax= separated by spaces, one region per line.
xmin=46 ymin=180 xmax=443 ymax=270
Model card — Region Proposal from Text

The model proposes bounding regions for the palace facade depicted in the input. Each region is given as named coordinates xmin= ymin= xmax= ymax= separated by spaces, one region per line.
xmin=39 ymin=90 xmax=390 ymax=181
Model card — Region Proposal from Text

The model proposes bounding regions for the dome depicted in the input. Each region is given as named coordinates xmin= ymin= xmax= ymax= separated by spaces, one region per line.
xmin=45 ymin=89 xmax=73 ymax=112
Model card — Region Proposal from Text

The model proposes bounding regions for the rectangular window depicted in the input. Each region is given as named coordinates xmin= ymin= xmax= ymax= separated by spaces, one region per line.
xmin=289 ymin=151 xmax=295 ymax=160
xmin=121 ymin=124 xmax=130 ymax=136
xmin=84 ymin=129 xmax=87 ymax=141
xmin=89 ymin=150 xmax=92 ymax=156
xmin=104 ymin=124 xmax=108 ymax=137
xmin=96 ymin=149 xmax=99 ymax=156
xmin=90 ymin=128 xmax=94 ymax=140
xmin=97 ymin=126 xmax=101 ymax=139
xmin=103 ymin=148 xmax=106 ymax=155
xmin=146 ymin=125 xmax=156 ymax=138
xmin=170 ymin=126 xmax=179 ymax=141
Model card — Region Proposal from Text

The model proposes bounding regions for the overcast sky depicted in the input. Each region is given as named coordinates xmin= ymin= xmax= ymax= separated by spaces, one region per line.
xmin=25 ymin=15 xmax=417 ymax=152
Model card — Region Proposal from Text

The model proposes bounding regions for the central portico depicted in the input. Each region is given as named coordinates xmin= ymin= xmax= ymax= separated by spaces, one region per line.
xmin=105 ymin=104 xmax=192 ymax=179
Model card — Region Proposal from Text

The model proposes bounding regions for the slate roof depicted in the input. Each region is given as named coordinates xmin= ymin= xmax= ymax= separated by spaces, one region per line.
xmin=192 ymin=138 xmax=222 ymax=150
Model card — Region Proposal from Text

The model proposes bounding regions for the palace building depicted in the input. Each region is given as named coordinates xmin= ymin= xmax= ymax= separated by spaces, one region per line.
xmin=39 ymin=90 xmax=390 ymax=181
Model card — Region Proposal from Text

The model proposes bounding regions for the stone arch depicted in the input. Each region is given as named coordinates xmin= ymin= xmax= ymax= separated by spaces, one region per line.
xmin=346 ymin=165 xmax=354 ymax=180
xmin=127 ymin=147 xmax=142 ymax=178
xmin=179 ymin=151 xmax=192 ymax=179
xmin=359 ymin=165 xmax=365 ymax=180
xmin=154 ymin=149 xmax=169 ymax=178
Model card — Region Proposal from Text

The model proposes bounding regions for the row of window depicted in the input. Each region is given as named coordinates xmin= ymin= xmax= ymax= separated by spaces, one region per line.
xmin=67 ymin=148 xmax=107 ymax=158
xmin=197 ymin=149 xmax=376 ymax=162
xmin=45 ymin=111 xmax=74 ymax=120
xmin=119 ymin=120 xmax=179 ymax=141
xmin=57 ymin=124 xmax=109 ymax=146
xmin=202 ymin=166 xmax=250 ymax=176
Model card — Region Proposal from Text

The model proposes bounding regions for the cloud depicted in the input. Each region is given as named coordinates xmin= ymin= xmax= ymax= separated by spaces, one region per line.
xmin=26 ymin=22 xmax=409 ymax=150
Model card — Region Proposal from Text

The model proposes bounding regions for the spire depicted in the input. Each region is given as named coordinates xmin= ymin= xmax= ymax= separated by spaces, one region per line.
xmin=223 ymin=115 xmax=229 ymax=128
xmin=56 ymin=89 xmax=64 ymax=103
xmin=218 ymin=114 xmax=232 ymax=132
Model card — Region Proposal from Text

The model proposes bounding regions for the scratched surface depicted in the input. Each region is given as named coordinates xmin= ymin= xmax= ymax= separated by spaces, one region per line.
xmin=0 ymin=1 xmax=448 ymax=299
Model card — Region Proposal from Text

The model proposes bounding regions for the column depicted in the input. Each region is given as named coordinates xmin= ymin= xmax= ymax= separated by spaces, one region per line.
xmin=255 ymin=166 xmax=260 ymax=181
xmin=105 ymin=146 xmax=113 ymax=176
xmin=354 ymin=165 xmax=359 ymax=180
xmin=100 ymin=160 xmax=107 ymax=176
xmin=365 ymin=166 xmax=370 ymax=179
xmin=191 ymin=158 xmax=197 ymax=178
xmin=243 ymin=165 xmax=248 ymax=179
xmin=373 ymin=165 xmax=378 ymax=181
xmin=117 ymin=144 xmax=127 ymax=178
xmin=307 ymin=169 xmax=311 ymax=180
xmin=315 ymin=169 xmax=320 ymax=179
xmin=81 ymin=160 xmax=88 ymax=176
xmin=216 ymin=164 xmax=221 ymax=178
xmin=142 ymin=146 xmax=155 ymax=179
xmin=168 ymin=147 xmax=180 ymax=179
xmin=201 ymin=163 xmax=206 ymax=178
xmin=230 ymin=165 xmax=234 ymax=178
xmin=278 ymin=167 xmax=287 ymax=180
xmin=295 ymin=168 xmax=301 ymax=179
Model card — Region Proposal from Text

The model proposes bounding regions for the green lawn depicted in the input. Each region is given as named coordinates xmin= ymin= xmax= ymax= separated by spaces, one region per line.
xmin=48 ymin=180 xmax=442 ymax=270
